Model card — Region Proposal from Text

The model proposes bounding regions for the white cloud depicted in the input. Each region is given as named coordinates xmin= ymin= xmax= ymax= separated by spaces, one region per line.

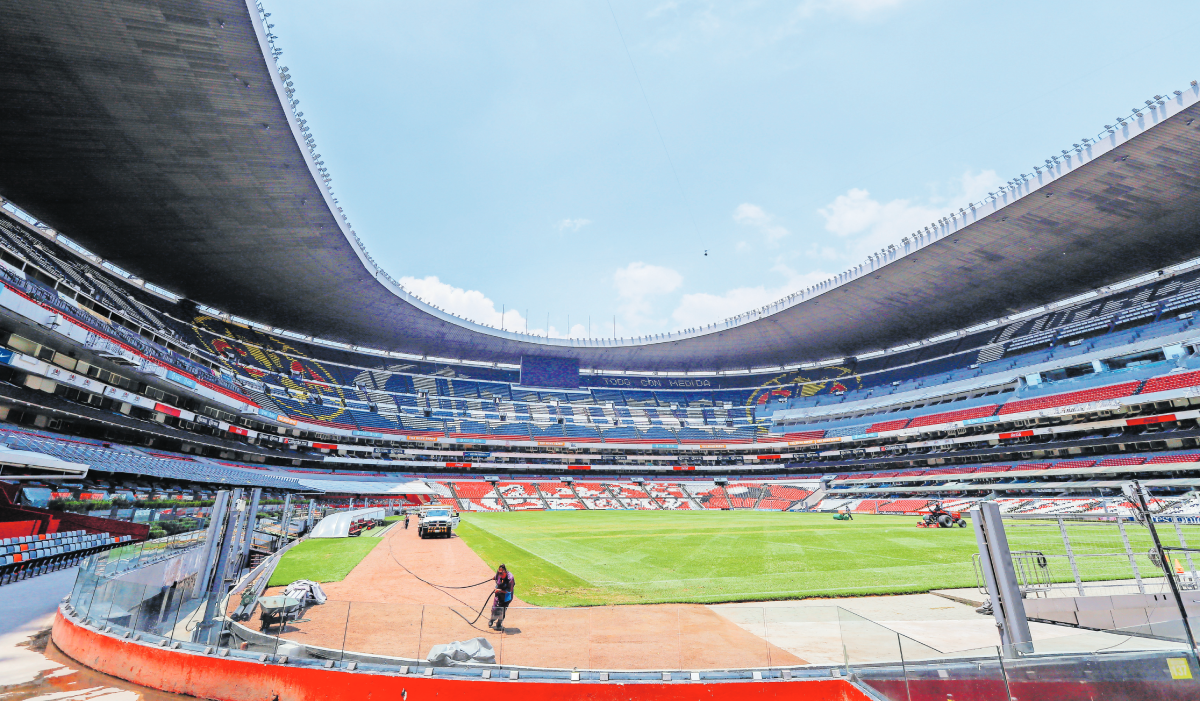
xmin=613 ymin=261 xmax=684 ymax=329
xmin=614 ymin=261 xmax=684 ymax=300
xmin=670 ymin=264 xmax=828 ymax=328
xmin=733 ymin=203 xmax=789 ymax=244
xmin=399 ymin=275 xmax=632 ymax=339
xmin=556 ymin=218 xmax=592 ymax=232
xmin=817 ymin=170 xmax=1002 ymax=261
xmin=646 ymin=0 xmax=680 ymax=19
xmin=399 ymin=275 xmax=529 ymax=332
xmin=795 ymin=0 xmax=907 ymax=20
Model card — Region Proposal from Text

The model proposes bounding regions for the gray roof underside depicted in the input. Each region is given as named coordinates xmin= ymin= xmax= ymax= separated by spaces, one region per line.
xmin=2 ymin=0 xmax=1200 ymax=372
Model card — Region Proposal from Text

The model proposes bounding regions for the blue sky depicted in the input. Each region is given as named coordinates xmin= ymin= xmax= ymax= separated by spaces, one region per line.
xmin=267 ymin=0 xmax=1200 ymax=339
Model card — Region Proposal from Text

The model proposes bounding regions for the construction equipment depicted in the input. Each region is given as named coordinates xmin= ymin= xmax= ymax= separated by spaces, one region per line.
xmin=917 ymin=502 xmax=967 ymax=528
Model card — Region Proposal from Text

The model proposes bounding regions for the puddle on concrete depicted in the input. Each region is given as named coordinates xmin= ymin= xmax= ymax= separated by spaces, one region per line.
xmin=1 ymin=628 xmax=191 ymax=701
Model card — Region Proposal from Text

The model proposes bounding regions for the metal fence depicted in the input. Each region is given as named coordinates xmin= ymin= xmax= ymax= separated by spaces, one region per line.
xmin=973 ymin=510 xmax=1200 ymax=599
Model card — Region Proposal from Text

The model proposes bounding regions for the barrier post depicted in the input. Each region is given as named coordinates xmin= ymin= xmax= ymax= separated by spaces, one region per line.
xmin=237 ymin=488 xmax=261 ymax=574
xmin=1174 ymin=519 xmax=1200 ymax=587
xmin=1057 ymin=516 xmax=1085 ymax=596
xmin=1126 ymin=480 xmax=1197 ymax=653
xmin=971 ymin=503 xmax=1031 ymax=655
xmin=278 ymin=494 xmax=294 ymax=549
xmin=1116 ymin=518 xmax=1146 ymax=594
xmin=197 ymin=488 xmax=243 ymax=644
xmin=191 ymin=490 xmax=229 ymax=598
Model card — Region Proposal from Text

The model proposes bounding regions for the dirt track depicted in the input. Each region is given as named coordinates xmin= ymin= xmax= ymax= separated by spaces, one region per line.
xmin=266 ymin=521 xmax=805 ymax=669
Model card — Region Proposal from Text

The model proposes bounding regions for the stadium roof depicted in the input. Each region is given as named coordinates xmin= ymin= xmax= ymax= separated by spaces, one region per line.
xmin=2 ymin=1 xmax=1200 ymax=373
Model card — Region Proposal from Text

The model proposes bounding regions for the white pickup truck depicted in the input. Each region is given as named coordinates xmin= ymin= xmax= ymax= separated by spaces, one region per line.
xmin=417 ymin=507 xmax=458 ymax=539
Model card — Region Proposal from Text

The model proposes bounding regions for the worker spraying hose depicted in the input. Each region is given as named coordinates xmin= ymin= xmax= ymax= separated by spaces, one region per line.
xmin=386 ymin=536 xmax=511 ymax=631
xmin=489 ymin=564 xmax=515 ymax=631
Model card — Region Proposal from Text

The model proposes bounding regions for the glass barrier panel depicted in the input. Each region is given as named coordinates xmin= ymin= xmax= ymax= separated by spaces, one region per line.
xmin=1003 ymin=629 xmax=1200 ymax=701
xmin=103 ymin=581 xmax=148 ymax=636
xmin=682 ymin=606 xmax=771 ymax=671
xmin=899 ymin=640 xmax=1011 ymax=701
xmin=584 ymin=604 xmax=685 ymax=671
xmin=259 ymin=596 xmax=348 ymax=662
xmin=762 ymin=606 xmax=839 ymax=668
xmin=221 ymin=591 xmax=280 ymax=656
xmin=70 ymin=559 xmax=102 ymax=618
xmin=68 ymin=553 xmax=95 ymax=604
xmin=109 ymin=541 xmax=145 ymax=577
xmin=82 ymin=577 xmax=113 ymax=627
xmin=838 ymin=606 xmax=902 ymax=666
xmin=425 ymin=603 xmax=523 ymax=667
xmin=837 ymin=607 xmax=906 ymax=700
xmin=342 ymin=601 xmax=425 ymax=664
xmin=995 ymin=617 xmax=1199 ymax=699
xmin=166 ymin=584 xmax=204 ymax=647
xmin=130 ymin=583 xmax=175 ymax=640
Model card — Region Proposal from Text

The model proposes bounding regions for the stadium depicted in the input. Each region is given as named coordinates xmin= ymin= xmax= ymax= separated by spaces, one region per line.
xmin=2 ymin=1 xmax=1200 ymax=700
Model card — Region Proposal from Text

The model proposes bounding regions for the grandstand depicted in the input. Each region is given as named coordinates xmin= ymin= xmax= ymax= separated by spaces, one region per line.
xmin=1 ymin=1 xmax=1200 ymax=696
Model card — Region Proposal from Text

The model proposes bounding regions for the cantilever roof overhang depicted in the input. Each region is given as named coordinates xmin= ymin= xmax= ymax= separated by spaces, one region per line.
xmin=2 ymin=0 xmax=1200 ymax=373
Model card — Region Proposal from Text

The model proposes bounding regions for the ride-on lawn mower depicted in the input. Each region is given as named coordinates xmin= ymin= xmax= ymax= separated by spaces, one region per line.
xmin=833 ymin=506 xmax=853 ymax=521
xmin=917 ymin=502 xmax=967 ymax=528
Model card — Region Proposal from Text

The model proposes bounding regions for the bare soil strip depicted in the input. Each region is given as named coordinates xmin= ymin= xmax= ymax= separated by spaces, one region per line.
xmin=264 ymin=524 xmax=804 ymax=669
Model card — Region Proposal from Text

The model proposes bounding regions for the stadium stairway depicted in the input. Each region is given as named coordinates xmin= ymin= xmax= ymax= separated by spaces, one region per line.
xmin=565 ymin=481 xmax=591 ymax=509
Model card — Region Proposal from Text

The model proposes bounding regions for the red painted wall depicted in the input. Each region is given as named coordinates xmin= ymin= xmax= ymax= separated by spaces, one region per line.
xmin=0 ymin=519 xmax=40 ymax=538
xmin=53 ymin=511 xmax=149 ymax=540
xmin=0 ymin=482 xmax=148 ymax=539
xmin=52 ymin=610 xmax=869 ymax=701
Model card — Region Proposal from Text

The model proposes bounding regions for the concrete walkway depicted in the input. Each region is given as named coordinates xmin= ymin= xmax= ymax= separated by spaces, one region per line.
xmin=0 ymin=567 xmax=77 ymax=685
xmin=709 ymin=591 xmax=1189 ymax=665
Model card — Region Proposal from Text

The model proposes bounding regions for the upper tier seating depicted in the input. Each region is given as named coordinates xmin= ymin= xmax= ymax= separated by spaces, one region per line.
xmin=0 ymin=429 xmax=298 ymax=489
xmin=1141 ymin=369 xmax=1200 ymax=394
xmin=907 ymin=404 xmax=998 ymax=429
xmin=1146 ymin=453 xmax=1200 ymax=464
xmin=779 ymin=430 xmax=825 ymax=440
xmin=999 ymin=381 xmax=1142 ymax=415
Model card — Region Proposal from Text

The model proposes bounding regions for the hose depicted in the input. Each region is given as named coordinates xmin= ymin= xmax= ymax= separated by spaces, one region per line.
xmin=385 ymin=536 xmax=499 ymax=631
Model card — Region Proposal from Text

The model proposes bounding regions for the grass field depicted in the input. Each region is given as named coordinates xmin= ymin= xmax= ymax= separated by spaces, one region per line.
xmin=457 ymin=510 xmax=983 ymax=606
xmin=268 ymin=537 xmax=381 ymax=587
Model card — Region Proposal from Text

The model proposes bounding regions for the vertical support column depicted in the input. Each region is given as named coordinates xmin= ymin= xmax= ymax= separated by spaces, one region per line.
xmin=1058 ymin=516 xmax=1085 ymax=596
xmin=306 ymin=499 xmax=316 ymax=532
xmin=192 ymin=490 xmax=230 ymax=598
xmin=971 ymin=502 xmax=1032 ymax=655
xmin=198 ymin=488 xmax=243 ymax=643
xmin=236 ymin=488 xmax=262 ymax=575
xmin=216 ymin=489 xmax=245 ymax=585
xmin=1117 ymin=519 xmax=1146 ymax=594
xmin=278 ymin=493 xmax=295 ymax=549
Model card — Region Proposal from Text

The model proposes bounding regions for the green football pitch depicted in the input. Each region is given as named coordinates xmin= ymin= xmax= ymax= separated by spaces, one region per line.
xmin=456 ymin=510 xmax=983 ymax=607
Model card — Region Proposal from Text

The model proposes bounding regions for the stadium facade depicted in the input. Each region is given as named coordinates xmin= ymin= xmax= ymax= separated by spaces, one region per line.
xmin=0 ymin=0 xmax=1196 ymax=518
